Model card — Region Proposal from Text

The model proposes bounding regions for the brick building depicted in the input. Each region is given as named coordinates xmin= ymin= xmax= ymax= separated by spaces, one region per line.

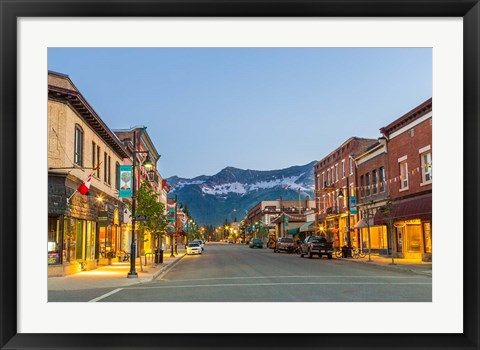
xmin=314 ymin=137 xmax=377 ymax=248
xmin=352 ymin=138 xmax=390 ymax=254
xmin=376 ymin=98 xmax=432 ymax=261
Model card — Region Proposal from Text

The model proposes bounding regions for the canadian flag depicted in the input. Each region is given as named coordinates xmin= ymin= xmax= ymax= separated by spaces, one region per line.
xmin=77 ymin=163 xmax=101 ymax=195
xmin=77 ymin=172 xmax=94 ymax=195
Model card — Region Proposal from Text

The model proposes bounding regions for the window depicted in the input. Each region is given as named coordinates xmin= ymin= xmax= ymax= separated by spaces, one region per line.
xmin=342 ymin=160 xmax=346 ymax=178
xmin=421 ymin=152 xmax=432 ymax=183
xmin=104 ymin=152 xmax=108 ymax=182
xmin=96 ymin=146 xmax=100 ymax=178
xmin=349 ymin=158 xmax=354 ymax=175
xmin=399 ymin=160 xmax=409 ymax=190
xmin=360 ymin=175 xmax=364 ymax=198
xmin=335 ymin=164 xmax=339 ymax=183
xmin=107 ymin=156 xmax=111 ymax=184
xmin=327 ymin=169 xmax=331 ymax=186
xmin=372 ymin=170 xmax=378 ymax=194
xmin=92 ymin=142 xmax=96 ymax=174
xmin=379 ymin=167 xmax=385 ymax=192
xmin=115 ymin=162 xmax=120 ymax=190
xmin=74 ymin=125 xmax=83 ymax=166
xmin=365 ymin=173 xmax=371 ymax=196
xmin=322 ymin=172 xmax=325 ymax=189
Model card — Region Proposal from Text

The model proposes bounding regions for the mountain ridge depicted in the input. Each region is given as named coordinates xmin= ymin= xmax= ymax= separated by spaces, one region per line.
xmin=167 ymin=161 xmax=317 ymax=226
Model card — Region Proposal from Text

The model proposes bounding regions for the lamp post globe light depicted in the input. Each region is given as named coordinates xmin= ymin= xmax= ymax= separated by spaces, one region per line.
xmin=127 ymin=130 xmax=154 ymax=278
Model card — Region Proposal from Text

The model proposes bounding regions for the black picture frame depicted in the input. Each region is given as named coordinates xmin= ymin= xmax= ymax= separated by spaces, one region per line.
xmin=1 ymin=1 xmax=478 ymax=349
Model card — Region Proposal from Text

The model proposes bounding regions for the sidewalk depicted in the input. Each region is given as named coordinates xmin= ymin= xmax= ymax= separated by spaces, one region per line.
xmin=337 ymin=253 xmax=432 ymax=277
xmin=48 ymin=247 xmax=186 ymax=291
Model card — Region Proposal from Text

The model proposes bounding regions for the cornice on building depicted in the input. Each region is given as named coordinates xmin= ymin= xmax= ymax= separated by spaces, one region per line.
xmin=380 ymin=98 xmax=432 ymax=137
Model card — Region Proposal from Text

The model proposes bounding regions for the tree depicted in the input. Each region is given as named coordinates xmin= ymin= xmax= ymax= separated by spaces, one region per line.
xmin=136 ymin=182 xmax=169 ymax=266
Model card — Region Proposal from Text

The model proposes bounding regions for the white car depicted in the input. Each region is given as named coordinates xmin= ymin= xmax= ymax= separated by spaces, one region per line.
xmin=191 ymin=239 xmax=205 ymax=251
xmin=186 ymin=242 xmax=202 ymax=255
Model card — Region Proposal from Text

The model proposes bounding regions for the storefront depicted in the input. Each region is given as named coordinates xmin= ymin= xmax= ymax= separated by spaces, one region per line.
xmin=374 ymin=194 xmax=432 ymax=262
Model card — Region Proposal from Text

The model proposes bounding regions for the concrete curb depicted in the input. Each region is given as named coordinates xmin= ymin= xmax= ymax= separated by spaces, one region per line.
xmin=149 ymin=253 xmax=186 ymax=282
xmin=336 ymin=257 xmax=432 ymax=277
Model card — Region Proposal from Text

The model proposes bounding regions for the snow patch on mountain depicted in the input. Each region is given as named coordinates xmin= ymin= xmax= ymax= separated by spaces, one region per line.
xmin=199 ymin=174 xmax=313 ymax=196
xmin=173 ymin=180 xmax=206 ymax=190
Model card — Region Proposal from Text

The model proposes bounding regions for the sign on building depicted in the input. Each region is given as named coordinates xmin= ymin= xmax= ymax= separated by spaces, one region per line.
xmin=119 ymin=165 xmax=133 ymax=198
xmin=349 ymin=196 xmax=357 ymax=215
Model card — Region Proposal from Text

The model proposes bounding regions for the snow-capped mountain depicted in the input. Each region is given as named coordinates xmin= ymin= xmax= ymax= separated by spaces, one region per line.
xmin=167 ymin=161 xmax=316 ymax=226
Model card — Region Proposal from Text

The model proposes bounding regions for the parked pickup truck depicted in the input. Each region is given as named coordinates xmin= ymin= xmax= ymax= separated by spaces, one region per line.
xmin=300 ymin=236 xmax=333 ymax=259
xmin=273 ymin=237 xmax=295 ymax=253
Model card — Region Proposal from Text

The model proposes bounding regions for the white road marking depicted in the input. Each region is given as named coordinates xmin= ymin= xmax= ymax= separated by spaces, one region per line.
xmin=158 ymin=275 xmax=428 ymax=283
xmin=130 ymin=281 xmax=431 ymax=290
xmin=88 ymin=288 xmax=124 ymax=302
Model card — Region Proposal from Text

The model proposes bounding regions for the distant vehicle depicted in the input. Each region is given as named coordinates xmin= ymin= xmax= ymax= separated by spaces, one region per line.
xmin=249 ymin=238 xmax=263 ymax=249
xmin=191 ymin=239 xmax=204 ymax=251
xmin=274 ymin=237 xmax=295 ymax=253
xmin=300 ymin=236 xmax=333 ymax=259
xmin=186 ymin=242 xmax=202 ymax=255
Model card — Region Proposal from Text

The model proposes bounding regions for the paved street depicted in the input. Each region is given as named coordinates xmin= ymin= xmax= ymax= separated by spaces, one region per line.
xmin=50 ymin=243 xmax=431 ymax=302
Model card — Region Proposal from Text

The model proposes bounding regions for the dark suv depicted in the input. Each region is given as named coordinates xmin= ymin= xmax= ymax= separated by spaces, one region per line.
xmin=300 ymin=236 xmax=334 ymax=259
xmin=274 ymin=237 xmax=295 ymax=253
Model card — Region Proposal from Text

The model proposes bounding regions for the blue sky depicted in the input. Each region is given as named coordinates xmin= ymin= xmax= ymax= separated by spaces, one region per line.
xmin=48 ymin=48 xmax=432 ymax=178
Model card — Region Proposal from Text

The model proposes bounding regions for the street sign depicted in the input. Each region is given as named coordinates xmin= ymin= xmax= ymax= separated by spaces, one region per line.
xmin=135 ymin=215 xmax=149 ymax=221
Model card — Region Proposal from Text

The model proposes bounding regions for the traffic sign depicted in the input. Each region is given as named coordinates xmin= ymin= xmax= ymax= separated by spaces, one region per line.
xmin=135 ymin=215 xmax=149 ymax=221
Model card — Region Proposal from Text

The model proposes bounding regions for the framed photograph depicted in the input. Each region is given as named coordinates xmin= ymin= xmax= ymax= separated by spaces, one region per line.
xmin=1 ymin=0 xmax=478 ymax=349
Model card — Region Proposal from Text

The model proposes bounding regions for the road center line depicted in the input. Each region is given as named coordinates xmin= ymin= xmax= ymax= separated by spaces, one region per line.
xmin=88 ymin=288 xmax=124 ymax=302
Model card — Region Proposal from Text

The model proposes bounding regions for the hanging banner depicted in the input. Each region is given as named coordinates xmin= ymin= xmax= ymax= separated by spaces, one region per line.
xmin=119 ymin=165 xmax=133 ymax=198
xmin=349 ymin=196 xmax=357 ymax=215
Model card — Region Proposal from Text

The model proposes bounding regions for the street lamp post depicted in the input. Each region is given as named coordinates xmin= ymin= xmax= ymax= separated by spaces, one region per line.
xmin=338 ymin=175 xmax=352 ymax=257
xmin=127 ymin=130 xmax=154 ymax=278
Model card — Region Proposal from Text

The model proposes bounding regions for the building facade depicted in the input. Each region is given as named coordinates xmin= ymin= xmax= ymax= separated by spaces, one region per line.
xmin=376 ymin=98 xmax=432 ymax=261
xmin=352 ymin=138 xmax=390 ymax=254
xmin=314 ymin=137 xmax=377 ymax=249
xmin=48 ymin=71 xmax=129 ymax=276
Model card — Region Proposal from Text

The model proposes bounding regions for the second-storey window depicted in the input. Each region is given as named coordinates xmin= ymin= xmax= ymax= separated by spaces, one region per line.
xmin=115 ymin=162 xmax=120 ymax=190
xmin=92 ymin=142 xmax=96 ymax=173
xmin=327 ymin=169 xmax=331 ymax=186
xmin=335 ymin=164 xmax=339 ymax=183
xmin=96 ymin=146 xmax=101 ymax=178
xmin=379 ymin=167 xmax=385 ymax=192
xmin=360 ymin=175 xmax=364 ymax=198
xmin=342 ymin=160 xmax=346 ymax=178
xmin=322 ymin=172 xmax=325 ymax=188
xmin=421 ymin=152 xmax=432 ymax=183
xmin=349 ymin=158 xmax=354 ymax=175
xmin=399 ymin=160 xmax=409 ymax=190
xmin=107 ymin=156 xmax=111 ymax=184
xmin=74 ymin=125 xmax=83 ymax=166
xmin=365 ymin=173 xmax=371 ymax=196
xmin=372 ymin=170 xmax=378 ymax=194
xmin=104 ymin=152 xmax=108 ymax=182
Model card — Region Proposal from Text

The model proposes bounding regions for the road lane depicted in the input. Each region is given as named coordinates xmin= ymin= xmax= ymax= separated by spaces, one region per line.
xmin=98 ymin=243 xmax=431 ymax=302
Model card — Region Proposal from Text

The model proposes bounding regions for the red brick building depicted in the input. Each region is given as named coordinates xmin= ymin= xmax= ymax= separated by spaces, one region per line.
xmin=352 ymin=138 xmax=390 ymax=254
xmin=314 ymin=137 xmax=377 ymax=248
xmin=376 ymin=98 xmax=432 ymax=261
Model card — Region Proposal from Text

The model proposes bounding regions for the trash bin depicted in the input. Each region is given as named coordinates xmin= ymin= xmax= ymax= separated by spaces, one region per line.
xmin=342 ymin=245 xmax=348 ymax=258
xmin=155 ymin=248 xmax=164 ymax=264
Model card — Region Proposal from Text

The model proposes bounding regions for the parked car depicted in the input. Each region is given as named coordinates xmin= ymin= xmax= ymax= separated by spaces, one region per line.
xmin=191 ymin=239 xmax=204 ymax=251
xmin=249 ymin=238 xmax=263 ymax=248
xmin=274 ymin=237 xmax=295 ymax=253
xmin=300 ymin=236 xmax=333 ymax=259
xmin=186 ymin=242 xmax=202 ymax=255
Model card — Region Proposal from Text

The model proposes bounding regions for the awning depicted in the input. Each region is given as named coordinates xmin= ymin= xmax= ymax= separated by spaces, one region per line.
xmin=374 ymin=194 xmax=432 ymax=225
xmin=299 ymin=221 xmax=315 ymax=232
xmin=287 ymin=228 xmax=300 ymax=235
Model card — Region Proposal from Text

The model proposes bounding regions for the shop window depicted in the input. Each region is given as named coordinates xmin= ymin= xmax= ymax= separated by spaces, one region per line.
xmin=406 ymin=224 xmax=422 ymax=252
xmin=63 ymin=217 xmax=77 ymax=262
xmin=423 ymin=222 xmax=432 ymax=253
xmin=48 ymin=216 xmax=61 ymax=264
